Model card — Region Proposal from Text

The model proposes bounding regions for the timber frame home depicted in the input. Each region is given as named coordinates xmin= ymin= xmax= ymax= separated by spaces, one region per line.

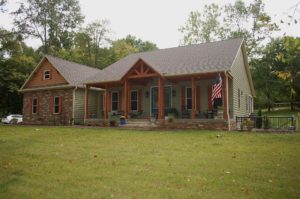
xmin=21 ymin=38 xmax=255 ymax=130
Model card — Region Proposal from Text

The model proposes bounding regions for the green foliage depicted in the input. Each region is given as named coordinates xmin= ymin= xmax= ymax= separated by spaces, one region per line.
xmin=274 ymin=36 xmax=300 ymax=110
xmin=12 ymin=0 xmax=84 ymax=54
xmin=0 ymin=28 xmax=37 ymax=115
xmin=257 ymin=109 xmax=263 ymax=128
xmin=179 ymin=0 xmax=278 ymax=58
xmin=124 ymin=35 xmax=158 ymax=52
xmin=251 ymin=38 xmax=287 ymax=111
xmin=110 ymin=40 xmax=138 ymax=62
xmin=179 ymin=4 xmax=225 ymax=44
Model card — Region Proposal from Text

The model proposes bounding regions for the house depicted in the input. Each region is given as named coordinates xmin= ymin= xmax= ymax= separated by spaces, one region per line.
xmin=83 ymin=38 xmax=255 ymax=130
xmin=21 ymin=38 xmax=255 ymax=130
xmin=20 ymin=55 xmax=102 ymax=125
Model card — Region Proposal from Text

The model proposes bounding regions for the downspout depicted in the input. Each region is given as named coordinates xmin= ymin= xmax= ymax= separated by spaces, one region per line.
xmin=72 ymin=86 xmax=78 ymax=125
xmin=225 ymin=71 xmax=231 ymax=131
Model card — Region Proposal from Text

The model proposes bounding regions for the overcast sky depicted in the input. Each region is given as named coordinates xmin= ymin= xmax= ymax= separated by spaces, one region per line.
xmin=0 ymin=0 xmax=299 ymax=49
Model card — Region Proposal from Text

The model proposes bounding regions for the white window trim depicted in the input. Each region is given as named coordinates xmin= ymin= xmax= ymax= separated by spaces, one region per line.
xmin=32 ymin=97 xmax=37 ymax=114
xmin=44 ymin=70 xmax=50 ymax=80
xmin=111 ymin=91 xmax=119 ymax=112
xmin=130 ymin=90 xmax=138 ymax=112
xmin=53 ymin=96 xmax=60 ymax=114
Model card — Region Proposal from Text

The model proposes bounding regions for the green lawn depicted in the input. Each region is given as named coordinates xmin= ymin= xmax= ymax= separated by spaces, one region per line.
xmin=260 ymin=107 xmax=299 ymax=117
xmin=0 ymin=126 xmax=300 ymax=199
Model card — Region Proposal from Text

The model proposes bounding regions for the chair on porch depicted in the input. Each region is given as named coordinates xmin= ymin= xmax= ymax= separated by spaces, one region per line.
xmin=181 ymin=106 xmax=191 ymax=119
xmin=129 ymin=110 xmax=143 ymax=119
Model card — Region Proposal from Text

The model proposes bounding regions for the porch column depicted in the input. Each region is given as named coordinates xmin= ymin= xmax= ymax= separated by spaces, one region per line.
xmin=158 ymin=76 xmax=164 ymax=120
xmin=84 ymin=85 xmax=89 ymax=120
xmin=223 ymin=73 xmax=228 ymax=120
xmin=124 ymin=79 xmax=128 ymax=119
xmin=104 ymin=85 xmax=109 ymax=119
xmin=191 ymin=77 xmax=196 ymax=119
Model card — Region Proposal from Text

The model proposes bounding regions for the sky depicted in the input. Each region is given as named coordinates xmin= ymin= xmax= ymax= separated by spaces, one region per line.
xmin=0 ymin=0 xmax=299 ymax=49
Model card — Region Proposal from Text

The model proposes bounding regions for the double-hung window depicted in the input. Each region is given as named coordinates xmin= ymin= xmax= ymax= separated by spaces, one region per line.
xmin=186 ymin=87 xmax=192 ymax=110
xmin=44 ymin=70 xmax=50 ymax=80
xmin=32 ymin=97 xmax=38 ymax=114
xmin=131 ymin=91 xmax=138 ymax=111
xmin=111 ymin=92 xmax=119 ymax=111
xmin=54 ymin=96 xmax=61 ymax=114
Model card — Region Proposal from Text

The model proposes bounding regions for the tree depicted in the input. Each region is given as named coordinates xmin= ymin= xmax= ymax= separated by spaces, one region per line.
xmin=251 ymin=38 xmax=286 ymax=111
xmin=179 ymin=3 xmax=225 ymax=44
xmin=110 ymin=40 xmax=138 ymax=62
xmin=124 ymin=35 xmax=158 ymax=52
xmin=84 ymin=19 xmax=111 ymax=66
xmin=274 ymin=36 xmax=300 ymax=110
xmin=12 ymin=0 xmax=84 ymax=54
xmin=0 ymin=28 xmax=37 ymax=114
xmin=179 ymin=0 xmax=278 ymax=58
xmin=0 ymin=0 xmax=7 ymax=12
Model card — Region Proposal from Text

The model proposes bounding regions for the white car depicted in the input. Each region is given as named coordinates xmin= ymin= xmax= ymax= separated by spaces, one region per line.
xmin=1 ymin=114 xmax=23 ymax=124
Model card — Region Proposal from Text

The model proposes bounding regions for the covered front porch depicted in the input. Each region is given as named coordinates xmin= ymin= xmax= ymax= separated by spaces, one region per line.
xmin=84 ymin=59 xmax=233 ymax=128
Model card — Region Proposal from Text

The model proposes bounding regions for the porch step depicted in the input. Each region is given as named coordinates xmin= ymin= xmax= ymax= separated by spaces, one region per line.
xmin=121 ymin=119 xmax=157 ymax=128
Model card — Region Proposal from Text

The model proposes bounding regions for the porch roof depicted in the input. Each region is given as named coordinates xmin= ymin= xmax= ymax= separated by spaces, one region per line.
xmin=84 ymin=38 xmax=244 ymax=84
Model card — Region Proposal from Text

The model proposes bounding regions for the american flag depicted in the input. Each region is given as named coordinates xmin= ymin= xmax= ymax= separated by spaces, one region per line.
xmin=212 ymin=73 xmax=222 ymax=104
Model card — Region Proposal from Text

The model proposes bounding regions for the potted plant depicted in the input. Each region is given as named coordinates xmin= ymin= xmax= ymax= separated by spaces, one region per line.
xmin=120 ymin=116 xmax=126 ymax=125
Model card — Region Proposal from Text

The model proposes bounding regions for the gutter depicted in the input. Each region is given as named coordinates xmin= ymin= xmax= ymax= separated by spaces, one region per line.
xmin=19 ymin=85 xmax=75 ymax=92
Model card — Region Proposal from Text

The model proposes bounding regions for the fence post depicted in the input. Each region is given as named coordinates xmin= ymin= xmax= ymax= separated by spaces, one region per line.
xmin=296 ymin=112 xmax=300 ymax=132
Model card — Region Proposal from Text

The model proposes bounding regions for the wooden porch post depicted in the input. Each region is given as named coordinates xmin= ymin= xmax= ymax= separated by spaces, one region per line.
xmin=191 ymin=77 xmax=196 ymax=119
xmin=158 ymin=76 xmax=164 ymax=120
xmin=223 ymin=73 xmax=228 ymax=120
xmin=104 ymin=85 xmax=109 ymax=119
xmin=84 ymin=85 xmax=89 ymax=120
xmin=124 ymin=79 xmax=128 ymax=119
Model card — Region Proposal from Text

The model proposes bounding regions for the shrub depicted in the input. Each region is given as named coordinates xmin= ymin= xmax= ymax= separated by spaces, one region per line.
xmin=264 ymin=117 xmax=270 ymax=130
xmin=256 ymin=109 xmax=263 ymax=129
xmin=168 ymin=108 xmax=178 ymax=118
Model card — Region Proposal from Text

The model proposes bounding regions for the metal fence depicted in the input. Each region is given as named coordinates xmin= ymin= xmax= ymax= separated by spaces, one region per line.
xmin=236 ymin=116 xmax=297 ymax=131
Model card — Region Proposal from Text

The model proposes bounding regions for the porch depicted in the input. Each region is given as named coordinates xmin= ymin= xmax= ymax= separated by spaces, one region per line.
xmin=84 ymin=59 xmax=234 ymax=129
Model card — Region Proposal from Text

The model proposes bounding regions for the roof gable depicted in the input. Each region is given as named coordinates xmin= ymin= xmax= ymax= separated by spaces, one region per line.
xmin=21 ymin=55 xmax=102 ymax=90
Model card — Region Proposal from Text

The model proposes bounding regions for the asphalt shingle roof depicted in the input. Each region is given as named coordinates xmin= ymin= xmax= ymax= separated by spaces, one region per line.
xmin=85 ymin=38 xmax=244 ymax=84
xmin=45 ymin=55 xmax=101 ymax=86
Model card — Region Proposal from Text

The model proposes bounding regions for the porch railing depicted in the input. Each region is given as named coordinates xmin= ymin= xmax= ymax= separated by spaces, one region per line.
xmin=236 ymin=116 xmax=297 ymax=131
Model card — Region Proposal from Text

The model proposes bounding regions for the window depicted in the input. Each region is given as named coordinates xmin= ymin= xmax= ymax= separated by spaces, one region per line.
xmin=238 ymin=88 xmax=240 ymax=109
xmin=54 ymin=96 xmax=61 ymax=114
xmin=44 ymin=70 xmax=50 ymax=80
xmin=131 ymin=91 xmax=138 ymax=111
xmin=111 ymin=92 xmax=119 ymax=111
xmin=186 ymin=87 xmax=192 ymax=110
xmin=32 ymin=97 xmax=38 ymax=114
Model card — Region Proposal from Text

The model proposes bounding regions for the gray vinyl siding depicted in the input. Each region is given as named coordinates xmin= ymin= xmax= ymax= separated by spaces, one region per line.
xmin=231 ymin=48 xmax=252 ymax=118
xmin=74 ymin=88 xmax=103 ymax=124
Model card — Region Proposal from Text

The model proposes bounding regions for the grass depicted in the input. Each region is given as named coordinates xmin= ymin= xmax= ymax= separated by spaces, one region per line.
xmin=260 ymin=106 xmax=299 ymax=116
xmin=0 ymin=126 xmax=300 ymax=199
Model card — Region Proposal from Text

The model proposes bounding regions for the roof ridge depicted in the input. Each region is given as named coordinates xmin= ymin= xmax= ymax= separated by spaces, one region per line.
xmin=128 ymin=37 xmax=244 ymax=56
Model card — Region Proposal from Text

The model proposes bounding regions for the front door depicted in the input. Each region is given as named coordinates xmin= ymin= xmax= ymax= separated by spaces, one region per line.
xmin=151 ymin=86 xmax=171 ymax=117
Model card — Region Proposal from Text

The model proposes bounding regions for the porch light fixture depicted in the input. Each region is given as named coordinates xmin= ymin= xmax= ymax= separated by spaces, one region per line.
xmin=145 ymin=91 xmax=149 ymax=98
